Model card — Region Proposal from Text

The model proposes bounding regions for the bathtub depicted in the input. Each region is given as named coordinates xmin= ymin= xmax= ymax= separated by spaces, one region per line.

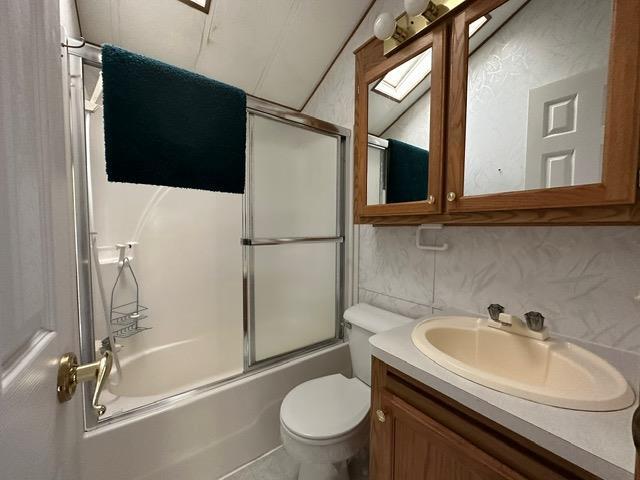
xmin=112 ymin=335 xmax=240 ymax=393
xmin=81 ymin=342 xmax=350 ymax=480
xmin=99 ymin=335 xmax=244 ymax=418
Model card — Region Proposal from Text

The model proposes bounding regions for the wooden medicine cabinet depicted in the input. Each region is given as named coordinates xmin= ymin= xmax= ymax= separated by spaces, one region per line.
xmin=354 ymin=0 xmax=640 ymax=225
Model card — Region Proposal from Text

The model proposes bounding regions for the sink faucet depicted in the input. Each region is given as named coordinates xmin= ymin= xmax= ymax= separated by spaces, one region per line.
xmin=486 ymin=304 xmax=550 ymax=340
xmin=524 ymin=311 xmax=545 ymax=332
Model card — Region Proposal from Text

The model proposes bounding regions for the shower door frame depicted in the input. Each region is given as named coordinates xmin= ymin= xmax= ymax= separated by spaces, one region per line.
xmin=67 ymin=42 xmax=351 ymax=430
xmin=243 ymin=103 xmax=348 ymax=369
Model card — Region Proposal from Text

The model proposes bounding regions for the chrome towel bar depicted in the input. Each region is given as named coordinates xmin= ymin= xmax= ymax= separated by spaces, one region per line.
xmin=241 ymin=236 xmax=344 ymax=246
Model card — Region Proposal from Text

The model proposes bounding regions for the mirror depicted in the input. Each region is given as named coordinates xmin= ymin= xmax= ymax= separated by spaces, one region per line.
xmin=463 ymin=0 xmax=612 ymax=197
xmin=366 ymin=47 xmax=432 ymax=205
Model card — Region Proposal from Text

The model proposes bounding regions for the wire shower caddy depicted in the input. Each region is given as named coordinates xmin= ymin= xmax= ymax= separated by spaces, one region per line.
xmin=109 ymin=256 xmax=150 ymax=338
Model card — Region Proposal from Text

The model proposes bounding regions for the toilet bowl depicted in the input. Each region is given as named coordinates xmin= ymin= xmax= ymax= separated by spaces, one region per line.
xmin=280 ymin=303 xmax=412 ymax=480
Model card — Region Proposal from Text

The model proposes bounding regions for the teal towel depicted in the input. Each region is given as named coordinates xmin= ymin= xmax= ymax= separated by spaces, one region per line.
xmin=102 ymin=44 xmax=246 ymax=193
xmin=386 ymin=139 xmax=429 ymax=204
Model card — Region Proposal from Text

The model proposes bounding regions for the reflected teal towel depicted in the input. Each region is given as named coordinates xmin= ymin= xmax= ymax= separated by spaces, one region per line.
xmin=102 ymin=44 xmax=246 ymax=193
xmin=386 ymin=139 xmax=429 ymax=203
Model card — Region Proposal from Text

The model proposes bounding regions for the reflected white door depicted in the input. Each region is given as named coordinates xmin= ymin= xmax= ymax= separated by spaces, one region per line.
xmin=0 ymin=2 xmax=81 ymax=478
xmin=525 ymin=68 xmax=606 ymax=189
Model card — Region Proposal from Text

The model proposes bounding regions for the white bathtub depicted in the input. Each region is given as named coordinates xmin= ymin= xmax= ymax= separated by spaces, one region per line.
xmin=82 ymin=343 xmax=350 ymax=480
xmin=110 ymin=336 xmax=240 ymax=397
xmin=99 ymin=336 xmax=243 ymax=418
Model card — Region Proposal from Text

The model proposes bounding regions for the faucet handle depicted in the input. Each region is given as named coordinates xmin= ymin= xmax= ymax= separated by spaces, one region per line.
xmin=487 ymin=304 xmax=505 ymax=321
xmin=524 ymin=311 xmax=545 ymax=332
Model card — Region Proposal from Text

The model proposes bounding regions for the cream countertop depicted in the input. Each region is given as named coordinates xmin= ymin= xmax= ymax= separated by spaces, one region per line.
xmin=369 ymin=313 xmax=640 ymax=480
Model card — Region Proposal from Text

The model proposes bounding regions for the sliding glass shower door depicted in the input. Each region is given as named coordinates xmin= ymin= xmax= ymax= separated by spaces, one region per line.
xmin=245 ymin=114 xmax=344 ymax=365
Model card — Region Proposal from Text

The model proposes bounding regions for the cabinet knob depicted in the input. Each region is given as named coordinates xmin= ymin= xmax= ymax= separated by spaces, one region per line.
xmin=426 ymin=194 xmax=435 ymax=205
xmin=447 ymin=191 xmax=457 ymax=202
xmin=376 ymin=409 xmax=386 ymax=423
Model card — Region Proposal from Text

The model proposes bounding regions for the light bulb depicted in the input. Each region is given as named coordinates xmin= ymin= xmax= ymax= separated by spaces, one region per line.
xmin=404 ymin=0 xmax=429 ymax=17
xmin=374 ymin=12 xmax=396 ymax=41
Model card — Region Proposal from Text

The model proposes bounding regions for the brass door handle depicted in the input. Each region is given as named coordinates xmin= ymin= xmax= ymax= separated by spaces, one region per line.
xmin=57 ymin=350 xmax=113 ymax=417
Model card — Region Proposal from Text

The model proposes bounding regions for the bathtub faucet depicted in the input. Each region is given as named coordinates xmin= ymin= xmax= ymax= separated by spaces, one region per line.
xmin=100 ymin=337 xmax=115 ymax=355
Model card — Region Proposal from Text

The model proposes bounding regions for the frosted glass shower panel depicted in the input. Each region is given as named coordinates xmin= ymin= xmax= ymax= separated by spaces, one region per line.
xmin=251 ymin=115 xmax=339 ymax=237
xmin=253 ymin=243 xmax=337 ymax=361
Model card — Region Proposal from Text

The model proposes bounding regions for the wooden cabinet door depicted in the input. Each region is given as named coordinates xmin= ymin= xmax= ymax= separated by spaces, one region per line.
xmin=354 ymin=24 xmax=448 ymax=222
xmin=445 ymin=0 xmax=640 ymax=214
xmin=372 ymin=392 xmax=525 ymax=480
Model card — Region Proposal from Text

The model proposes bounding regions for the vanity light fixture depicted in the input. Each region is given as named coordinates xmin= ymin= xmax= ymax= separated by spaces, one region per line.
xmin=374 ymin=0 xmax=468 ymax=56
xmin=373 ymin=13 xmax=489 ymax=102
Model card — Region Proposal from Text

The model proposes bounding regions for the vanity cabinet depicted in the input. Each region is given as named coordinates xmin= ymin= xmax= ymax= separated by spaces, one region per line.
xmin=370 ymin=358 xmax=601 ymax=480
xmin=354 ymin=0 xmax=640 ymax=225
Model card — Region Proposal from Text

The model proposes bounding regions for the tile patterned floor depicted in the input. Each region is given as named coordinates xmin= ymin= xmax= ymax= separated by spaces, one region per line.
xmin=221 ymin=445 xmax=369 ymax=480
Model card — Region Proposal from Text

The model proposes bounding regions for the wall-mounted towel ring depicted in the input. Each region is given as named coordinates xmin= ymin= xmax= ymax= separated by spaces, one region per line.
xmin=416 ymin=224 xmax=449 ymax=251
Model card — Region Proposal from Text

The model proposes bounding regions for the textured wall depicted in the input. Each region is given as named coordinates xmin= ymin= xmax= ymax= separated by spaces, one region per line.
xmin=382 ymin=93 xmax=431 ymax=149
xmin=303 ymin=0 xmax=640 ymax=354
xmin=464 ymin=0 xmax=611 ymax=195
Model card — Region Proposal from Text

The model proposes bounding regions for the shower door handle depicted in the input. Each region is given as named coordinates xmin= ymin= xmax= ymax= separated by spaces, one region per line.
xmin=241 ymin=236 xmax=344 ymax=246
xmin=57 ymin=350 xmax=113 ymax=417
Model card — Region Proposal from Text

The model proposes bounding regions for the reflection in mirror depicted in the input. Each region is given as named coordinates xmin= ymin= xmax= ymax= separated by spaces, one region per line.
xmin=366 ymin=48 xmax=432 ymax=205
xmin=464 ymin=0 xmax=612 ymax=196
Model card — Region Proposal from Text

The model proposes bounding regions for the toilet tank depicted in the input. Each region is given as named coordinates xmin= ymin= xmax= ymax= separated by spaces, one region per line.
xmin=344 ymin=303 xmax=412 ymax=386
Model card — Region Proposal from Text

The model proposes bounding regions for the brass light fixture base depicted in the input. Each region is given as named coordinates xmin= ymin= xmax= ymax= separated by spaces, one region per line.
xmin=383 ymin=0 xmax=467 ymax=56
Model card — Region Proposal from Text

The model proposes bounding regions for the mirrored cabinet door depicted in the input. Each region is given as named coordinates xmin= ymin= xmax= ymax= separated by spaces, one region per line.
xmin=446 ymin=0 xmax=640 ymax=213
xmin=355 ymin=23 xmax=446 ymax=219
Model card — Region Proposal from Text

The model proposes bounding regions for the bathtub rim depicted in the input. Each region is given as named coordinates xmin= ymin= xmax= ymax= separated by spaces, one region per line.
xmin=107 ymin=335 xmax=240 ymax=398
xmin=90 ymin=339 xmax=346 ymax=431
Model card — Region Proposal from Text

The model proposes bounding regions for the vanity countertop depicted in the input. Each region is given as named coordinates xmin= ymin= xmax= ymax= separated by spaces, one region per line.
xmin=370 ymin=314 xmax=640 ymax=480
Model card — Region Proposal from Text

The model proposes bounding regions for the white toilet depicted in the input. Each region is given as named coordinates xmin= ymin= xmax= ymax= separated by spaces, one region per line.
xmin=280 ymin=303 xmax=412 ymax=480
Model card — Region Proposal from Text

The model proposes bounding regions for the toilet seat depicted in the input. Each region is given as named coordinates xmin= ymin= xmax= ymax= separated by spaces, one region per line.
xmin=280 ymin=374 xmax=370 ymax=442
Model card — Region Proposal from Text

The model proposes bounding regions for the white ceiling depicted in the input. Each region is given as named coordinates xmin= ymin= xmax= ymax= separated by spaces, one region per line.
xmin=76 ymin=0 xmax=372 ymax=110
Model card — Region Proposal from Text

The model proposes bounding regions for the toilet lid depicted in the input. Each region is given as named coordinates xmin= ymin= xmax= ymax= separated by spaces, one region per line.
xmin=280 ymin=374 xmax=370 ymax=440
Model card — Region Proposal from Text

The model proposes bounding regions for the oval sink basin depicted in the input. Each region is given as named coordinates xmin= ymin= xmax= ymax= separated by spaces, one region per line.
xmin=411 ymin=316 xmax=635 ymax=411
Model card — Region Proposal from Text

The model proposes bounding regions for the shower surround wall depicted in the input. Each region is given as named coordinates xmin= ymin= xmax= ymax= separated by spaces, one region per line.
xmin=303 ymin=0 xmax=640 ymax=354
xmin=87 ymin=110 xmax=244 ymax=379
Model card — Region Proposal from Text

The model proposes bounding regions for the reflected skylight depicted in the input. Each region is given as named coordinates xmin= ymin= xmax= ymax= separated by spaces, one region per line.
xmin=177 ymin=0 xmax=211 ymax=13
xmin=373 ymin=15 xmax=490 ymax=102
xmin=373 ymin=48 xmax=433 ymax=102
xmin=468 ymin=15 xmax=489 ymax=37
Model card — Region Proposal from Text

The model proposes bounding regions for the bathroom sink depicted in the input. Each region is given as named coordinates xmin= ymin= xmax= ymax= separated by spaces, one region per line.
xmin=411 ymin=316 xmax=635 ymax=411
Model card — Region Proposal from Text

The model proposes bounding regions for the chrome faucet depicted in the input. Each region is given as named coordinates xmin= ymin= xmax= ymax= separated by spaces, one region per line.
xmin=524 ymin=311 xmax=545 ymax=332
xmin=99 ymin=337 xmax=112 ymax=355
xmin=486 ymin=304 xmax=550 ymax=340
xmin=488 ymin=304 xmax=507 ymax=325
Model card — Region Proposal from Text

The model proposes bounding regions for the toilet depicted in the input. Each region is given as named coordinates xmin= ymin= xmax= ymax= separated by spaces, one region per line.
xmin=280 ymin=303 xmax=412 ymax=480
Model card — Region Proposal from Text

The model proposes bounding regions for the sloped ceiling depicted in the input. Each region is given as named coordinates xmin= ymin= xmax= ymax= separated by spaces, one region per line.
xmin=76 ymin=0 xmax=372 ymax=110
